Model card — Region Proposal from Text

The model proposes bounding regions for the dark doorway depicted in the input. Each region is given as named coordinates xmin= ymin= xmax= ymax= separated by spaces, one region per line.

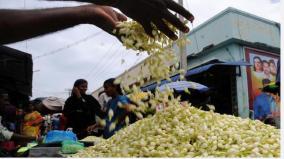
xmin=187 ymin=66 xmax=238 ymax=115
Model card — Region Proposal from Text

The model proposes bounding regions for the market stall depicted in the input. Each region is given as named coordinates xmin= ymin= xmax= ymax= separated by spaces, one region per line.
xmin=16 ymin=132 xmax=101 ymax=157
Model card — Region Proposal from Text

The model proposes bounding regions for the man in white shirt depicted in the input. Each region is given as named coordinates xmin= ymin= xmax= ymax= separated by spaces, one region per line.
xmin=0 ymin=116 xmax=14 ymax=142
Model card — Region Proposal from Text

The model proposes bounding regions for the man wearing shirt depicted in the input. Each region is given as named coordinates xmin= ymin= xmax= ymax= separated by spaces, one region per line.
xmin=253 ymin=91 xmax=273 ymax=121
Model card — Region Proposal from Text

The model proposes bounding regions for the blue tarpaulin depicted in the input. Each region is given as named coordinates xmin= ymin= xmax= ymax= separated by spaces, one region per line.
xmin=141 ymin=60 xmax=251 ymax=91
xmin=185 ymin=60 xmax=251 ymax=77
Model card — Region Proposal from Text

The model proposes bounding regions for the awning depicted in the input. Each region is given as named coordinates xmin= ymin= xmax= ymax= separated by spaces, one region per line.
xmin=185 ymin=60 xmax=251 ymax=77
xmin=141 ymin=60 xmax=251 ymax=91
xmin=158 ymin=81 xmax=209 ymax=92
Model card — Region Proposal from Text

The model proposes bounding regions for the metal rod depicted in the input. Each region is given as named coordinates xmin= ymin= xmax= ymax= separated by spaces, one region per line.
xmin=178 ymin=0 xmax=187 ymax=71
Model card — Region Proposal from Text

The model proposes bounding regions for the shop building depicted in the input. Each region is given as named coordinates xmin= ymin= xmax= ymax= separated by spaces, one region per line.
xmin=180 ymin=7 xmax=280 ymax=118
xmin=93 ymin=7 xmax=280 ymax=119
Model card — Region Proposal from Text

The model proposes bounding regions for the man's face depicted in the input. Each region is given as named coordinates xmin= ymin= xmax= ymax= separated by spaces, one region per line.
xmin=254 ymin=58 xmax=262 ymax=72
xmin=263 ymin=63 xmax=270 ymax=75
xmin=104 ymin=84 xmax=115 ymax=97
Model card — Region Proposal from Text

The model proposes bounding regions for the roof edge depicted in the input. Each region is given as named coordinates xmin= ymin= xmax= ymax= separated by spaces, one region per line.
xmin=189 ymin=7 xmax=280 ymax=35
xmin=187 ymin=38 xmax=280 ymax=60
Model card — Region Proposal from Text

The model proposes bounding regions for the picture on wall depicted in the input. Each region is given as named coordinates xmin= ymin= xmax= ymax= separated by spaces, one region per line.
xmin=245 ymin=47 xmax=280 ymax=126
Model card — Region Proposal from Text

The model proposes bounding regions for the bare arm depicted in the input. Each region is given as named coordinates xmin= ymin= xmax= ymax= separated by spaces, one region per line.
xmin=47 ymin=0 xmax=118 ymax=5
xmin=0 ymin=5 xmax=126 ymax=44
xmin=49 ymin=0 xmax=118 ymax=5
xmin=11 ymin=133 xmax=36 ymax=142
xmin=51 ymin=0 xmax=195 ymax=40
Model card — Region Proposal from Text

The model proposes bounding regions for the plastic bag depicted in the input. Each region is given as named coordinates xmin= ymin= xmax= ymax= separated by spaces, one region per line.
xmin=17 ymin=142 xmax=38 ymax=153
xmin=61 ymin=140 xmax=84 ymax=154
xmin=44 ymin=130 xmax=77 ymax=143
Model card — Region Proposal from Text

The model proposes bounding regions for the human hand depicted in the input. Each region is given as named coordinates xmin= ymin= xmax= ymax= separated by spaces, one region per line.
xmin=72 ymin=86 xmax=81 ymax=98
xmin=53 ymin=0 xmax=194 ymax=39
xmin=272 ymin=94 xmax=280 ymax=104
xmin=48 ymin=1 xmax=193 ymax=40
xmin=36 ymin=136 xmax=44 ymax=143
xmin=113 ymin=0 xmax=194 ymax=39
xmin=125 ymin=104 xmax=136 ymax=112
xmin=86 ymin=124 xmax=99 ymax=133
xmin=83 ymin=5 xmax=127 ymax=35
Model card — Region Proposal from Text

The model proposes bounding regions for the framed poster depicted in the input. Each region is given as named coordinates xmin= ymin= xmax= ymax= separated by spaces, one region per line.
xmin=245 ymin=47 xmax=279 ymax=110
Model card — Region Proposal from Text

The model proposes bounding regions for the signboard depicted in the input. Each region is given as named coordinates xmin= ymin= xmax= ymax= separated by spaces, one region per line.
xmin=245 ymin=47 xmax=279 ymax=110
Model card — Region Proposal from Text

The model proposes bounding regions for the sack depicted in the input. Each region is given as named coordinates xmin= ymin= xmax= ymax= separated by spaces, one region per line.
xmin=61 ymin=140 xmax=84 ymax=154
xmin=44 ymin=130 xmax=77 ymax=143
